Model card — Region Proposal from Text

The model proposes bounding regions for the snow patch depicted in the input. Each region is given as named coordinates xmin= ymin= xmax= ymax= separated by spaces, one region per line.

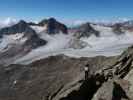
xmin=14 ymin=33 xmax=72 ymax=64
xmin=0 ymin=33 xmax=27 ymax=51
xmin=30 ymin=25 xmax=47 ymax=33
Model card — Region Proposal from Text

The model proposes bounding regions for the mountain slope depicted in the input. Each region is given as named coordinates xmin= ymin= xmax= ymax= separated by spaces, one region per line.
xmin=38 ymin=18 xmax=68 ymax=34
xmin=1 ymin=44 xmax=133 ymax=100
xmin=14 ymin=23 xmax=133 ymax=64
xmin=54 ymin=45 xmax=133 ymax=100
xmin=73 ymin=23 xmax=100 ymax=38
xmin=0 ymin=20 xmax=47 ymax=65
xmin=0 ymin=54 xmax=116 ymax=100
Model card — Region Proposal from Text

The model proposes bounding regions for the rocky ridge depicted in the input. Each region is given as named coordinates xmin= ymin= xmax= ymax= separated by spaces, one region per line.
xmin=73 ymin=23 xmax=100 ymax=38
xmin=0 ymin=20 xmax=47 ymax=65
xmin=0 ymin=55 xmax=116 ymax=100
xmin=56 ymin=46 xmax=133 ymax=100
xmin=38 ymin=18 xmax=68 ymax=34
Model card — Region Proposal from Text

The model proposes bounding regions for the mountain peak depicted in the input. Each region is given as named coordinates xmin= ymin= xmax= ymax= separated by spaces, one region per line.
xmin=38 ymin=19 xmax=48 ymax=26
xmin=38 ymin=17 xmax=57 ymax=26
xmin=19 ymin=20 xmax=27 ymax=25
xmin=0 ymin=20 xmax=35 ymax=36
xmin=74 ymin=22 xmax=100 ymax=38
xmin=38 ymin=18 xmax=68 ymax=34
xmin=48 ymin=17 xmax=56 ymax=22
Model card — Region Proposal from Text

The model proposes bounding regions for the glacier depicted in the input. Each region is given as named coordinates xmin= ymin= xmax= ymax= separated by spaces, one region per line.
xmin=14 ymin=24 xmax=133 ymax=64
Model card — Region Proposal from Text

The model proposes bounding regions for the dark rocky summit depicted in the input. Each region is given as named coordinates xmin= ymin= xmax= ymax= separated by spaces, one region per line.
xmin=0 ymin=20 xmax=47 ymax=65
xmin=38 ymin=19 xmax=48 ymax=26
xmin=74 ymin=23 xmax=100 ymax=38
xmin=120 ymin=20 xmax=133 ymax=31
xmin=0 ymin=20 xmax=35 ymax=36
xmin=2 ymin=20 xmax=47 ymax=47
xmin=0 ymin=20 xmax=47 ymax=49
xmin=110 ymin=20 xmax=133 ymax=33
xmin=112 ymin=23 xmax=125 ymax=35
xmin=28 ymin=22 xmax=38 ymax=26
xmin=123 ymin=20 xmax=133 ymax=28
xmin=38 ymin=18 xmax=68 ymax=34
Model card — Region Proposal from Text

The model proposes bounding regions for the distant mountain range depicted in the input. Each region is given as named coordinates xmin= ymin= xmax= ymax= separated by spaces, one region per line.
xmin=0 ymin=17 xmax=133 ymax=65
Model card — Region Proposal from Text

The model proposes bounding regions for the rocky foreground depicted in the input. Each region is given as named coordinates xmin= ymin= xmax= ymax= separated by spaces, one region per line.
xmin=1 ymin=45 xmax=133 ymax=100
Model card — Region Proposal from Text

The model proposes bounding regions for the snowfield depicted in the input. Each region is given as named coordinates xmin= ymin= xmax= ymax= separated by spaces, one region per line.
xmin=0 ymin=33 xmax=27 ymax=51
xmin=14 ymin=32 xmax=72 ymax=64
xmin=14 ymin=25 xmax=133 ymax=64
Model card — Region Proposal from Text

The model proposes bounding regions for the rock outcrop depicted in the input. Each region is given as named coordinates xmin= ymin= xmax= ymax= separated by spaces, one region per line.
xmin=0 ymin=20 xmax=47 ymax=65
xmin=38 ymin=18 xmax=68 ymax=34
xmin=53 ymin=46 xmax=133 ymax=100
xmin=92 ymin=45 xmax=133 ymax=100
xmin=74 ymin=23 xmax=100 ymax=38
xmin=112 ymin=23 xmax=125 ymax=35
xmin=0 ymin=20 xmax=47 ymax=48
xmin=0 ymin=20 xmax=35 ymax=36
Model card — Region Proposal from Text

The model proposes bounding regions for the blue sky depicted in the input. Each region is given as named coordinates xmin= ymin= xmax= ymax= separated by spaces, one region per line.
xmin=0 ymin=0 xmax=133 ymax=21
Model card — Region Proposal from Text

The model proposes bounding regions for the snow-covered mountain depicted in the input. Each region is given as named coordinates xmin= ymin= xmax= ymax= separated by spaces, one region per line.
xmin=0 ymin=20 xmax=47 ymax=65
xmin=1 ymin=18 xmax=133 ymax=65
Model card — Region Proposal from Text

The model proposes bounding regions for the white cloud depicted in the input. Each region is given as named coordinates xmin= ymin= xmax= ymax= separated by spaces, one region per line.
xmin=0 ymin=18 xmax=18 ymax=29
xmin=60 ymin=18 xmax=131 ymax=27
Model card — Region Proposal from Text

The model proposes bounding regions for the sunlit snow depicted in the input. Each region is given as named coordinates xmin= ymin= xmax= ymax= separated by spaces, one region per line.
xmin=0 ymin=33 xmax=27 ymax=51
xmin=14 ymin=25 xmax=133 ymax=64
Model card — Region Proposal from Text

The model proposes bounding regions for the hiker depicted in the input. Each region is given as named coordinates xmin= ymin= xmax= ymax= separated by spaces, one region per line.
xmin=84 ymin=64 xmax=90 ymax=80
